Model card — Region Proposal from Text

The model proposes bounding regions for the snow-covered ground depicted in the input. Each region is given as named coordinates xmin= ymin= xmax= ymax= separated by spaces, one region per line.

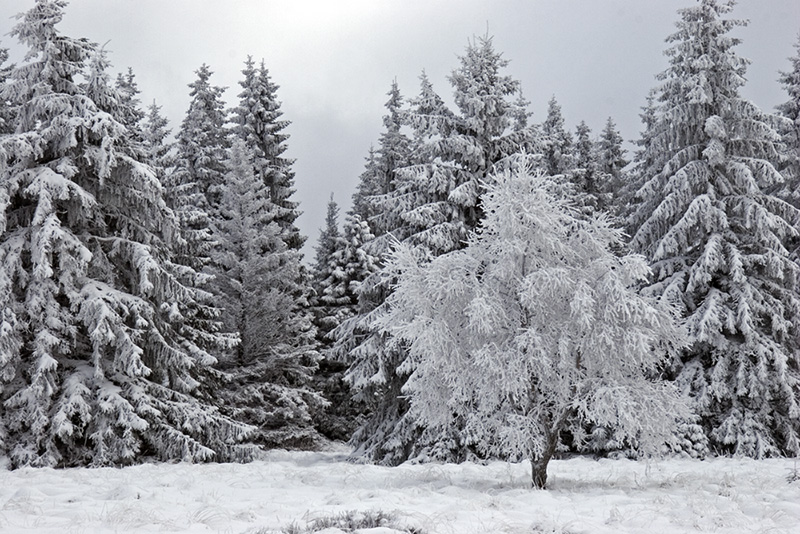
xmin=1 ymin=449 xmax=799 ymax=534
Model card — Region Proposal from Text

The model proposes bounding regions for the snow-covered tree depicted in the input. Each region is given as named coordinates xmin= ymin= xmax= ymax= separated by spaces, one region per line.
xmin=570 ymin=120 xmax=604 ymax=211
xmin=313 ymin=194 xmax=342 ymax=279
xmin=0 ymin=46 xmax=15 ymax=134
xmin=339 ymin=36 xmax=538 ymax=465
xmin=379 ymin=165 xmax=687 ymax=488
xmin=229 ymin=55 xmax=318 ymax=353
xmin=364 ymin=81 xmax=415 ymax=239
xmin=597 ymin=117 xmax=628 ymax=212
xmin=542 ymin=96 xmax=574 ymax=177
xmin=234 ymin=57 xmax=303 ymax=249
xmin=598 ymin=117 xmax=628 ymax=180
xmin=113 ymin=68 xmax=145 ymax=138
xmin=396 ymin=36 xmax=537 ymax=255
xmin=141 ymin=100 xmax=174 ymax=179
xmin=212 ymin=139 xmax=322 ymax=448
xmin=351 ymin=148 xmax=380 ymax=226
xmin=776 ymin=34 xmax=800 ymax=207
xmin=622 ymin=92 xmax=665 ymax=234
xmin=312 ymin=201 xmax=380 ymax=347
xmin=573 ymin=121 xmax=595 ymax=182
xmin=167 ymin=64 xmax=229 ymax=273
xmin=172 ymin=63 xmax=229 ymax=217
xmin=321 ymin=214 xmax=379 ymax=326
xmin=333 ymin=270 xmax=417 ymax=464
xmin=311 ymin=194 xmax=345 ymax=341
xmin=349 ymin=80 xmax=416 ymax=251
xmin=0 ymin=0 xmax=251 ymax=467
xmin=310 ymin=195 xmax=378 ymax=442
xmin=327 ymin=81 xmax=418 ymax=456
xmin=631 ymin=0 xmax=800 ymax=457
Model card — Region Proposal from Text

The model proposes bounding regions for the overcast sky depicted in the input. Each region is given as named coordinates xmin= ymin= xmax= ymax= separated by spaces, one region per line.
xmin=1 ymin=1 xmax=799 ymax=259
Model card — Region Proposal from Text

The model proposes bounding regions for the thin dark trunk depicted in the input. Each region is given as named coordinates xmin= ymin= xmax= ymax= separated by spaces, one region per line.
xmin=530 ymin=407 xmax=575 ymax=489
xmin=530 ymin=428 xmax=558 ymax=489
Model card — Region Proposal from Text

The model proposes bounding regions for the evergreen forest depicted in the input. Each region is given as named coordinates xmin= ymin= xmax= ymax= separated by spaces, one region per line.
xmin=1 ymin=0 xmax=799 ymax=489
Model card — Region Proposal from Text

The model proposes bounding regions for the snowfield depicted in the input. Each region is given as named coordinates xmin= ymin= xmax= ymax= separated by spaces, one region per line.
xmin=1 ymin=449 xmax=799 ymax=534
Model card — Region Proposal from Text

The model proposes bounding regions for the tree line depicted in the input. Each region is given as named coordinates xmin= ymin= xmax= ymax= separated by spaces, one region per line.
xmin=0 ymin=0 xmax=798 ymax=487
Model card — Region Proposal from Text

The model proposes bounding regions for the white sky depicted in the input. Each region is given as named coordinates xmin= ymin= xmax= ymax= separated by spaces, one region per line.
xmin=1 ymin=0 xmax=799 ymax=259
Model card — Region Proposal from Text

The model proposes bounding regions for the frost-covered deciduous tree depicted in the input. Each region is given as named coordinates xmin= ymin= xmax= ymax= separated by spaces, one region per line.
xmin=212 ymin=140 xmax=322 ymax=449
xmin=0 ymin=0 xmax=252 ymax=467
xmin=380 ymin=166 xmax=687 ymax=488
xmin=632 ymin=0 xmax=800 ymax=457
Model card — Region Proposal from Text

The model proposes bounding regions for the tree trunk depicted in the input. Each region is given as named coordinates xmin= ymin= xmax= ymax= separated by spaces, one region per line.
xmin=530 ymin=407 xmax=574 ymax=489
xmin=530 ymin=429 xmax=558 ymax=489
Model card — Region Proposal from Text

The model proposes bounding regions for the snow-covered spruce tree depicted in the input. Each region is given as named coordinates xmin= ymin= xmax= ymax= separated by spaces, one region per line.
xmin=313 ymin=212 xmax=380 ymax=441
xmin=379 ymin=165 xmax=687 ymax=488
xmin=631 ymin=0 xmax=800 ymax=457
xmin=141 ymin=100 xmax=174 ymax=180
xmin=0 ymin=46 xmax=15 ymax=135
xmin=174 ymin=63 xmax=229 ymax=215
xmin=83 ymin=51 xmax=151 ymax=166
xmin=334 ymin=267 xmax=416 ymax=463
xmin=311 ymin=194 xmax=345 ymax=341
xmin=776 ymin=34 xmax=800 ymax=208
xmin=312 ymin=198 xmax=380 ymax=347
xmin=574 ymin=122 xmax=595 ymax=183
xmin=212 ymin=139 xmax=322 ymax=449
xmin=598 ymin=117 xmax=628 ymax=182
xmin=330 ymin=76 xmax=433 ymax=461
xmin=339 ymin=37 xmax=538 ymax=465
xmin=570 ymin=120 xmax=605 ymax=212
xmin=166 ymin=64 xmax=229 ymax=275
xmin=363 ymin=80 xmax=416 ymax=241
xmin=233 ymin=57 xmax=303 ymax=250
xmin=351 ymin=148 xmax=380 ymax=226
xmin=597 ymin=117 xmax=629 ymax=214
xmin=0 ymin=0 xmax=253 ymax=467
xmin=622 ymin=92 xmax=666 ymax=235
xmin=327 ymin=81 xmax=418 ymax=456
xmin=308 ymin=194 xmax=357 ymax=441
xmin=542 ymin=96 xmax=575 ymax=177
xmin=113 ymin=68 xmax=145 ymax=142
xmin=396 ymin=36 xmax=536 ymax=255
xmin=369 ymin=72 xmax=454 ymax=253
xmin=321 ymin=214 xmax=379 ymax=326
